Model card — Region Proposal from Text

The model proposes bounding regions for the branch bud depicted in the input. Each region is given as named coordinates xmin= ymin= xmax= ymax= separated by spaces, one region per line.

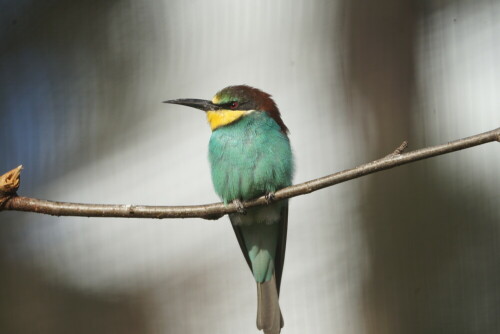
xmin=0 ymin=165 xmax=23 ymax=206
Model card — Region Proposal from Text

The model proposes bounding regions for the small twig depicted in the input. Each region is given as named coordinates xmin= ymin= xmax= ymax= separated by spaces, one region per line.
xmin=384 ymin=140 xmax=409 ymax=158
xmin=1 ymin=127 xmax=499 ymax=220
xmin=393 ymin=140 xmax=409 ymax=155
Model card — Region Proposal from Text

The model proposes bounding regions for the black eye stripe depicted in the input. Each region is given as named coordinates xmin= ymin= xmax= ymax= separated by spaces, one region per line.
xmin=217 ymin=101 xmax=251 ymax=109
xmin=221 ymin=101 xmax=239 ymax=108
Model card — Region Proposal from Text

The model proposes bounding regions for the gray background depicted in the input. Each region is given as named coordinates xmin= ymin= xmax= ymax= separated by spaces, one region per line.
xmin=1 ymin=0 xmax=499 ymax=333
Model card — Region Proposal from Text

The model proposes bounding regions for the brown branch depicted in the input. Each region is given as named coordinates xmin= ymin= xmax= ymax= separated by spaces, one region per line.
xmin=1 ymin=128 xmax=499 ymax=220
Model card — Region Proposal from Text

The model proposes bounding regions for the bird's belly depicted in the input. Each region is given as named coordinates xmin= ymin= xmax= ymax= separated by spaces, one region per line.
xmin=229 ymin=202 xmax=284 ymax=226
xmin=211 ymin=144 xmax=275 ymax=202
xmin=208 ymin=124 xmax=293 ymax=205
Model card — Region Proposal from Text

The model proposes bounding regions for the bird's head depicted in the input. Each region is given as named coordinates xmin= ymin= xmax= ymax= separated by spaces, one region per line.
xmin=164 ymin=85 xmax=288 ymax=134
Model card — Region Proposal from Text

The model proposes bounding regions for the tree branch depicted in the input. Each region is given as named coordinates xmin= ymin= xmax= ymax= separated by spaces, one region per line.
xmin=1 ymin=128 xmax=499 ymax=220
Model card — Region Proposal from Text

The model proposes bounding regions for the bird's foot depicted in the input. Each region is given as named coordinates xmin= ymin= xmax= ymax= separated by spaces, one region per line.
xmin=265 ymin=192 xmax=276 ymax=204
xmin=232 ymin=199 xmax=247 ymax=215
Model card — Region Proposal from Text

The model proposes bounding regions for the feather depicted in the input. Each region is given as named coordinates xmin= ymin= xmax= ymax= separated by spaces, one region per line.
xmin=256 ymin=275 xmax=283 ymax=334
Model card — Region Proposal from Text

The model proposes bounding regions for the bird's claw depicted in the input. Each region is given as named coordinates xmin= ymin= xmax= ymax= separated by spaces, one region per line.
xmin=232 ymin=199 xmax=247 ymax=215
xmin=265 ymin=192 xmax=276 ymax=204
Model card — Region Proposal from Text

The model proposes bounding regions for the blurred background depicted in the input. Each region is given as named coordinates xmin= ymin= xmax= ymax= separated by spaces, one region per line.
xmin=1 ymin=0 xmax=499 ymax=333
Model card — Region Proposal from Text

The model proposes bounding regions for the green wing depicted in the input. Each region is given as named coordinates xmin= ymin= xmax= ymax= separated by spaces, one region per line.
xmin=230 ymin=203 xmax=288 ymax=294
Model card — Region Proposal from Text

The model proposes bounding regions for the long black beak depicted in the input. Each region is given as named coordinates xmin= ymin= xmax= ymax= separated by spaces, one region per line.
xmin=163 ymin=98 xmax=220 ymax=112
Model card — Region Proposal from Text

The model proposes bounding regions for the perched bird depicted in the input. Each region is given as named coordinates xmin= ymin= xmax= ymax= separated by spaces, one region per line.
xmin=165 ymin=85 xmax=293 ymax=334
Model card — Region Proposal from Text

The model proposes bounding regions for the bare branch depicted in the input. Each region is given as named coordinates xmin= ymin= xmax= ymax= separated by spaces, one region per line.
xmin=1 ymin=128 xmax=499 ymax=220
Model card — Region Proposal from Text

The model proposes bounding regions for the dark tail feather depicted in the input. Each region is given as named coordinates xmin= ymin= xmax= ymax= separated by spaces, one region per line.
xmin=256 ymin=275 xmax=283 ymax=334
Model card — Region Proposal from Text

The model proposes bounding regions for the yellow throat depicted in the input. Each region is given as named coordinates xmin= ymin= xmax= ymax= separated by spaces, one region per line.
xmin=206 ymin=109 xmax=247 ymax=131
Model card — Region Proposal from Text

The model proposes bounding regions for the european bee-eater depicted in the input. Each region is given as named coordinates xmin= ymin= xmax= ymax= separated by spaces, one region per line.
xmin=165 ymin=85 xmax=293 ymax=334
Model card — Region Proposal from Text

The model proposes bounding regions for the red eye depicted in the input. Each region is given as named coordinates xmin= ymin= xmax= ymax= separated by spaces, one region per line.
xmin=230 ymin=101 xmax=239 ymax=109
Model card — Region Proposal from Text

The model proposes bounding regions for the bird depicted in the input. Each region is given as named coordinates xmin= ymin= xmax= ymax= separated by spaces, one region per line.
xmin=164 ymin=85 xmax=294 ymax=334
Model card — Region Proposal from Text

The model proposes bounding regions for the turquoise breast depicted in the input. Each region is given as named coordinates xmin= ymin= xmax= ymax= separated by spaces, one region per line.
xmin=208 ymin=111 xmax=294 ymax=204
